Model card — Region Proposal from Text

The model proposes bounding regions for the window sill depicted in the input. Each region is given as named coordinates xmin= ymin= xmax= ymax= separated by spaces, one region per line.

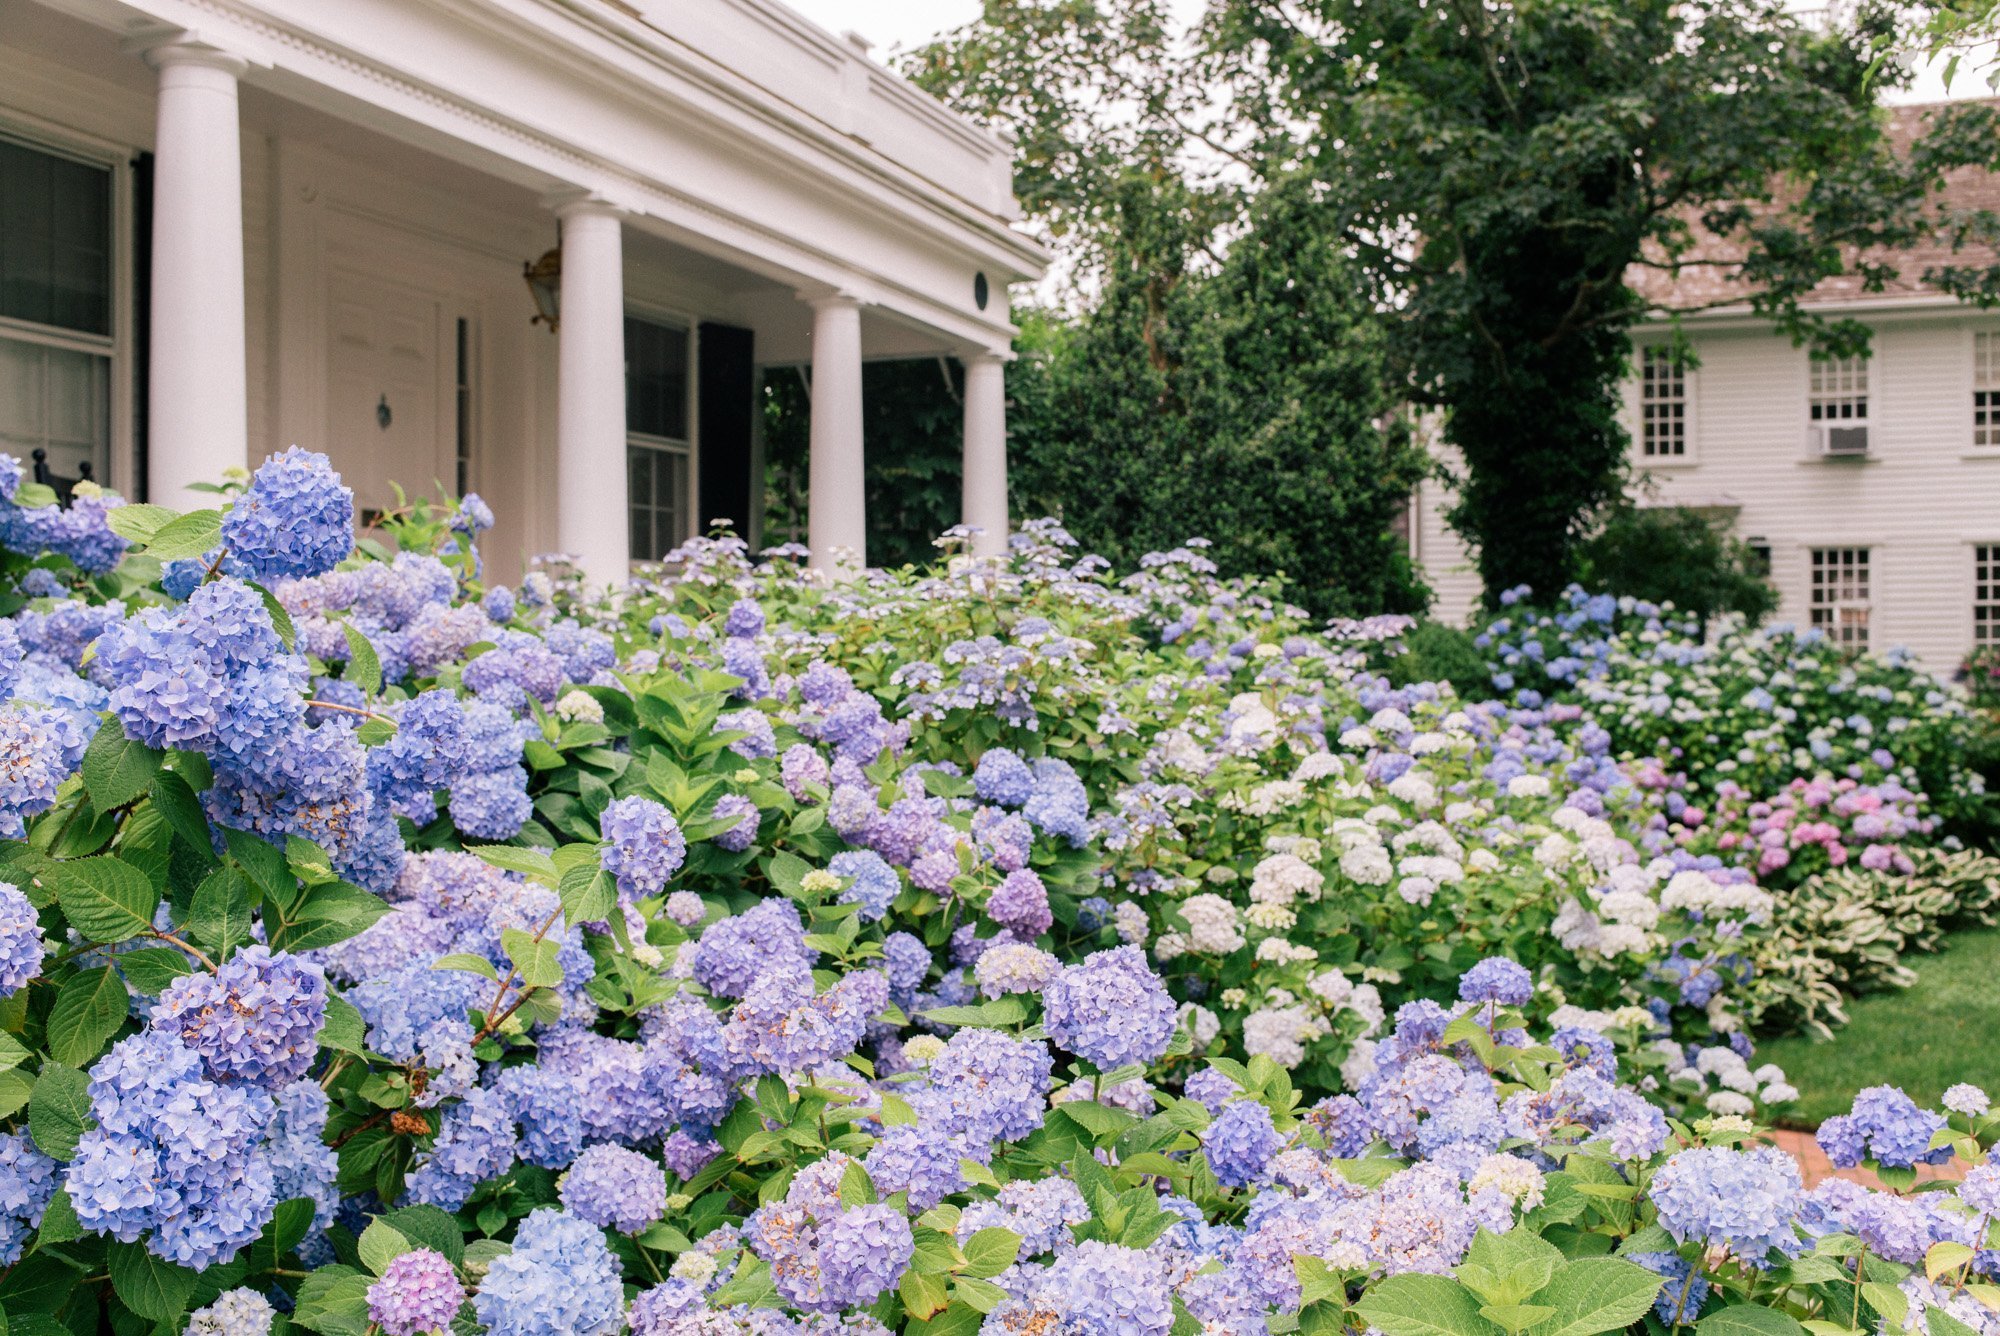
xmin=1635 ymin=456 xmax=1699 ymax=469
xmin=1794 ymin=455 xmax=1879 ymax=466
xmin=1962 ymin=451 xmax=2000 ymax=461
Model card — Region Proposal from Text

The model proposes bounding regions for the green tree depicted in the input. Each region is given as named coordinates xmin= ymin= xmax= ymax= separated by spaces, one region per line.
xmin=1206 ymin=0 xmax=2000 ymax=602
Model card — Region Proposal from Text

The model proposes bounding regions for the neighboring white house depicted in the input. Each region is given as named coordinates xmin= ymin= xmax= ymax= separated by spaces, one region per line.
xmin=1412 ymin=101 xmax=2000 ymax=672
xmin=0 ymin=0 xmax=1046 ymax=584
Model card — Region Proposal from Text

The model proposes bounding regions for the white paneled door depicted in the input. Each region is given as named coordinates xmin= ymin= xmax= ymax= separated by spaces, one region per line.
xmin=325 ymin=268 xmax=457 ymax=524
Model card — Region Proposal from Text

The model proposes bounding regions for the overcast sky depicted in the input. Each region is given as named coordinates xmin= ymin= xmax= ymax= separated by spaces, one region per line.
xmin=780 ymin=0 xmax=1978 ymax=101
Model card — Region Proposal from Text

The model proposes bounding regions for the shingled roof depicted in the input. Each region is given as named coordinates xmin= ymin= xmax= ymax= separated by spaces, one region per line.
xmin=1628 ymin=98 xmax=2000 ymax=313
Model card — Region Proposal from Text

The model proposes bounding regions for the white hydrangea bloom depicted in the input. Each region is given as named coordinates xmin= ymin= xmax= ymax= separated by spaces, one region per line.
xmin=1386 ymin=772 xmax=1437 ymax=809
xmin=1179 ymin=893 xmax=1245 ymax=954
xmin=1291 ymin=752 xmax=1343 ymax=783
xmin=1469 ymin=1155 xmax=1547 ymax=1210
xmin=1705 ymin=1091 xmax=1755 ymax=1117
xmin=1340 ymin=843 xmax=1393 ymax=886
xmin=1308 ymin=969 xmax=1353 ymax=1006
xmin=1250 ymin=853 xmax=1324 ymax=905
xmin=1244 ymin=903 xmax=1297 ymax=932
xmin=1339 ymin=1036 xmax=1379 ymax=1089
xmin=1242 ymin=1004 xmax=1322 ymax=1069
xmin=1179 ymin=1003 xmax=1221 ymax=1048
xmin=1507 ymin=774 xmax=1551 ymax=799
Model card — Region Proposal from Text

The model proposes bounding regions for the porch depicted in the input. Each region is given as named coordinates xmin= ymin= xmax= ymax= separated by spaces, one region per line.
xmin=1 ymin=0 xmax=1043 ymax=584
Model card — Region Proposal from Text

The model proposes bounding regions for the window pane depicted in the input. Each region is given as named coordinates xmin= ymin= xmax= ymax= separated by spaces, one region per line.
xmin=624 ymin=316 xmax=688 ymax=441
xmin=0 ymin=338 xmax=109 ymax=479
xmin=0 ymin=139 xmax=111 ymax=336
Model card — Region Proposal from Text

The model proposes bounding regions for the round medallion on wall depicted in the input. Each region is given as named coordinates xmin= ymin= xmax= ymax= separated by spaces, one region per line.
xmin=973 ymin=271 xmax=990 ymax=311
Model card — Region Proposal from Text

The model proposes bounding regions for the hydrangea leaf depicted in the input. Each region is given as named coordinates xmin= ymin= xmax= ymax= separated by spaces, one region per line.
xmin=112 ymin=946 xmax=196 ymax=997
xmin=45 ymin=965 xmax=129 ymax=1068
xmin=356 ymin=1218 xmax=414 ymax=1277
xmin=102 ymin=503 xmax=177 ymax=546
xmin=339 ymin=623 xmax=382 ymax=696
xmin=78 ymin=720 xmax=163 ymax=813
xmin=55 ymin=856 xmax=157 ymax=944
xmin=34 ymin=1185 xmax=79 ymax=1246
xmin=291 ymin=1263 xmax=375 ymax=1336
xmin=501 ymin=927 xmax=564 ymax=990
xmin=900 ymin=1270 xmax=952 ymax=1321
xmin=187 ymin=866 xmax=256 ymax=955
xmin=1353 ymin=1273 xmax=1506 ymax=1336
xmin=147 ymin=771 xmax=214 ymax=861
xmin=320 ymin=993 xmax=367 ymax=1055
xmin=958 ymin=1227 xmax=1021 ymax=1280
xmin=107 ymin=1238 xmax=198 ymax=1323
xmin=1696 ymin=1305 xmax=1812 ymax=1336
xmin=379 ymin=1204 xmax=466 ymax=1266
xmin=141 ymin=509 xmax=224 ymax=562
xmin=472 ymin=845 xmax=559 ymax=885
xmin=1521 ymin=1259 xmax=1666 ymax=1336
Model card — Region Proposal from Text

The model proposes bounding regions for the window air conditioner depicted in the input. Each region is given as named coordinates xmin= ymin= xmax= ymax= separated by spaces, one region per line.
xmin=1809 ymin=424 xmax=1870 ymax=457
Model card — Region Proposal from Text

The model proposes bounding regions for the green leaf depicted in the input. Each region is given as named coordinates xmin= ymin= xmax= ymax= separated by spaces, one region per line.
xmin=115 ymin=946 xmax=197 ymax=995
xmin=341 ymin=623 xmax=382 ymax=696
xmin=1696 ymin=1306 xmax=1811 ymax=1336
xmin=103 ymin=502 xmax=178 ymax=546
xmin=433 ymin=953 xmax=501 ymax=982
xmin=321 ymin=993 xmax=367 ymax=1054
xmin=901 ymin=1270 xmax=953 ymax=1321
xmin=558 ymin=864 xmax=616 ymax=929
xmin=471 ymin=845 xmax=558 ymax=884
xmin=1354 ymin=1273 xmax=1505 ymax=1336
xmin=1926 ymin=1241 xmax=1977 ymax=1283
xmin=839 ymin=1160 xmax=879 ymax=1208
xmin=46 ymin=965 xmax=129 ymax=1067
xmin=34 ymin=1185 xmax=79 ymax=1245
xmin=149 ymin=771 xmax=213 ymax=858
xmin=144 ymin=508 xmax=224 ymax=561
xmin=356 ymin=1218 xmax=414 ymax=1276
xmin=285 ymin=835 xmax=336 ymax=884
xmin=57 ymin=855 xmax=158 ymax=942
xmin=1459 ymin=1227 xmax=1563 ymax=1307
xmin=188 ymin=865 xmax=255 ymax=953
xmin=255 ymin=582 xmax=297 ymax=651
xmin=11 ymin=482 xmax=58 ymax=510
xmin=291 ymin=1264 xmax=375 ymax=1336
xmin=79 ymin=719 xmax=164 ymax=812
xmin=108 ymin=1237 xmax=198 ymax=1322
xmin=27 ymin=1062 xmax=93 ymax=1159
xmin=502 ymin=927 xmax=563 ymax=989
xmin=379 ymin=1204 xmax=465 ymax=1266
xmin=959 ymin=1227 xmax=1021 ymax=1280
xmin=920 ymin=997 xmax=1027 ymax=1029
xmin=1524 ymin=1259 xmax=1667 ymax=1336
xmin=223 ymin=828 xmax=293 ymax=900
xmin=1058 ymin=1100 xmax=1139 ymax=1139
xmin=0 ymin=1031 xmax=32 ymax=1074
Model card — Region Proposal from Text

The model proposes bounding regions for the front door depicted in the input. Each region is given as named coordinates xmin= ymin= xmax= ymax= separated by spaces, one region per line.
xmin=326 ymin=269 xmax=455 ymax=525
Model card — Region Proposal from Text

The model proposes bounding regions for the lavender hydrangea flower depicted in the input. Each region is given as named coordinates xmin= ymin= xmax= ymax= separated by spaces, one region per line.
xmin=559 ymin=1144 xmax=668 ymax=1234
xmin=0 ymin=1131 xmax=57 ymax=1265
xmin=1043 ymin=946 xmax=1177 ymax=1071
xmin=367 ymin=1246 xmax=465 ymax=1336
xmin=973 ymin=749 xmax=1033 ymax=807
xmin=152 ymin=945 xmax=327 ymax=1087
xmin=986 ymin=868 xmax=1052 ymax=938
xmin=1458 ymin=957 xmax=1533 ymax=1007
xmin=600 ymin=796 xmax=687 ymax=901
xmin=709 ymin=793 xmax=760 ymax=853
xmin=1649 ymin=1145 xmax=1803 ymax=1262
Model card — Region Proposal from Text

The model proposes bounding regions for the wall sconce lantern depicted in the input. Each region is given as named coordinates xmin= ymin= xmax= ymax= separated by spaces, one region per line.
xmin=522 ymin=246 xmax=562 ymax=331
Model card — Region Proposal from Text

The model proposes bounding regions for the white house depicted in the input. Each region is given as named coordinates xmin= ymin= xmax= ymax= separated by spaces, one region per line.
xmin=0 ymin=0 xmax=1046 ymax=585
xmin=1412 ymin=101 xmax=2000 ymax=671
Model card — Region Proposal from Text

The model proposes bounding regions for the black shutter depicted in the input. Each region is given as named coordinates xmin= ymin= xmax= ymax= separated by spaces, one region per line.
xmin=697 ymin=322 xmax=757 ymax=538
xmin=132 ymin=151 xmax=154 ymax=502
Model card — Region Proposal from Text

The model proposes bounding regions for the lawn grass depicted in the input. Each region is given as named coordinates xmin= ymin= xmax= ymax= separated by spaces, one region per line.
xmin=1756 ymin=927 xmax=2000 ymax=1128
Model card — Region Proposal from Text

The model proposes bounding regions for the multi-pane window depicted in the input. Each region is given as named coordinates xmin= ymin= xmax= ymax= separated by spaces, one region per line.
xmin=1809 ymin=354 xmax=1869 ymax=423
xmin=1976 ymin=332 xmax=1998 ymax=449
xmin=626 ymin=315 xmax=691 ymax=563
xmin=1810 ymin=547 xmax=1872 ymax=650
xmin=1640 ymin=345 xmax=1687 ymax=457
xmin=1977 ymin=545 xmax=2000 ymax=646
xmin=0 ymin=135 xmax=113 ymax=482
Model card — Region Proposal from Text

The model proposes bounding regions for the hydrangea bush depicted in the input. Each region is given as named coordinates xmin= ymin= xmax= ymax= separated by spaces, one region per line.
xmin=0 ymin=451 xmax=1985 ymax=1334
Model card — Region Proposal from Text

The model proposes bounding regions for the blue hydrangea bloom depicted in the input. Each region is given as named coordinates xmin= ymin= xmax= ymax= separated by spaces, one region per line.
xmin=0 ymin=1131 xmax=57 ymax=1265
xmin=220 ymin=447 xmax=355 ymax=583
xmin=1203 ymin=1100 xmax=1284 ymax=1189
xmin=829 ymin=850 xmax=899 ymax=922
xmin=973 ymin=749 xmax=1033 ymax=807
xmin=473 ymin=1208 xmax=624 ymax=1336
xmin=1458 ymin=957 xmax=1534 ymax=1007
xmin=1649 ymin=1146 xmax=1803 ymax=1263
xmin=0 ymin=883 xmax=45 ymax=995
xmin=559 ymin=1143 xmax=667 ymax=1234
xmin=152 ymin=945 xmax=327 ymax=1088
xmin=1043 ymin=946 xmax=1178 ymax=1071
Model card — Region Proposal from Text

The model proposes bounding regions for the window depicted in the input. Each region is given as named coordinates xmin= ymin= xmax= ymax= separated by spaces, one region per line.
xmin=1977 ymin=332 xmax=1998 ymax=449
xmin=1810 ymin=547 xmax=1871 ymax=650
xmin=0 ymin=135 xmax=114 ymax=482
xmin=1639 ymin=345 xmax=1688 ymax=457
xmin=626 ymin=315 xmax=691 ymax=562
xmin=1809 ymin=354 xmax=1869 ymax=424
xmin=1977 ymin=545 xmax=2000 ymax=646
xmin=453 ymin=317 xmax=473 ymax=497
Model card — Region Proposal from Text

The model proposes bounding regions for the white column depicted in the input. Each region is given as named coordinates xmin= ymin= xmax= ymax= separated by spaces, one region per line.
xmin=551 ymin=197 xmax=628 ymax=588
xmin=961 ymin=353 xmax=1009 ymax=559
xmin=142 ymin=37 xmax=249 ymax=508
xmin=806 ymin=293 xmax=866 ymax=574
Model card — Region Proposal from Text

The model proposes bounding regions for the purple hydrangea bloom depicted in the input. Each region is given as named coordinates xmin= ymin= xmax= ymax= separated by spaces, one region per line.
xmin=917 ymin=1028 xmax=1054 ymax=1144
xmin=599 ymin=796 xmax=687 ymax=902
xmin=863 ymin=1125 xmax=966 ymax=1211
xmin=692 ymin=898 xmax=809 ymax=998
xmin=367 ymin=1246 xmax=465 ymax=1336
xmin=559 ymin=1143 xmax=668 ymax=1234
xmin=220 ymin=447 xmax=355 ymax=583
xmin=1184 ymin=1067 xmax=1238 ymax=1114
xmin=1458 ymin=957 xmax=1533 ymax=1008
xmin=152 ymin=945 xmax=327 ymax=1087
xmin=1203 ymin=1100 xmax=1284 ymax=1189
xmin=1044 ymin=946 xmax=1177 ymax=1071
xmin=987 ymin=868 xmax=1052 ymax=938
xmin=973 ymin=749 xmax=1033 ymax=807
xmin=817 ymin=1202 xmax=914 ymax=1309
xmin=709 ymin=793 xmax=760 ymax=853
xmin=1843 ymin=1086 xmax=1953 ymax=1169
xmin=0 ymin=1131 xmax=57 ymax=1265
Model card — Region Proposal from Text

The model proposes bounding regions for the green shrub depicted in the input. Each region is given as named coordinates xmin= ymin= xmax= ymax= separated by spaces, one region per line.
xmin=1577 ymin=502 xmax=1778 ymax=628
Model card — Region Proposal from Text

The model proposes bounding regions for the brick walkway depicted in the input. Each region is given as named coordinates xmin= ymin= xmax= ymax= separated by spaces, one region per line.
xmin=1770 ymin=1127 xmax=1967 ymax=1189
